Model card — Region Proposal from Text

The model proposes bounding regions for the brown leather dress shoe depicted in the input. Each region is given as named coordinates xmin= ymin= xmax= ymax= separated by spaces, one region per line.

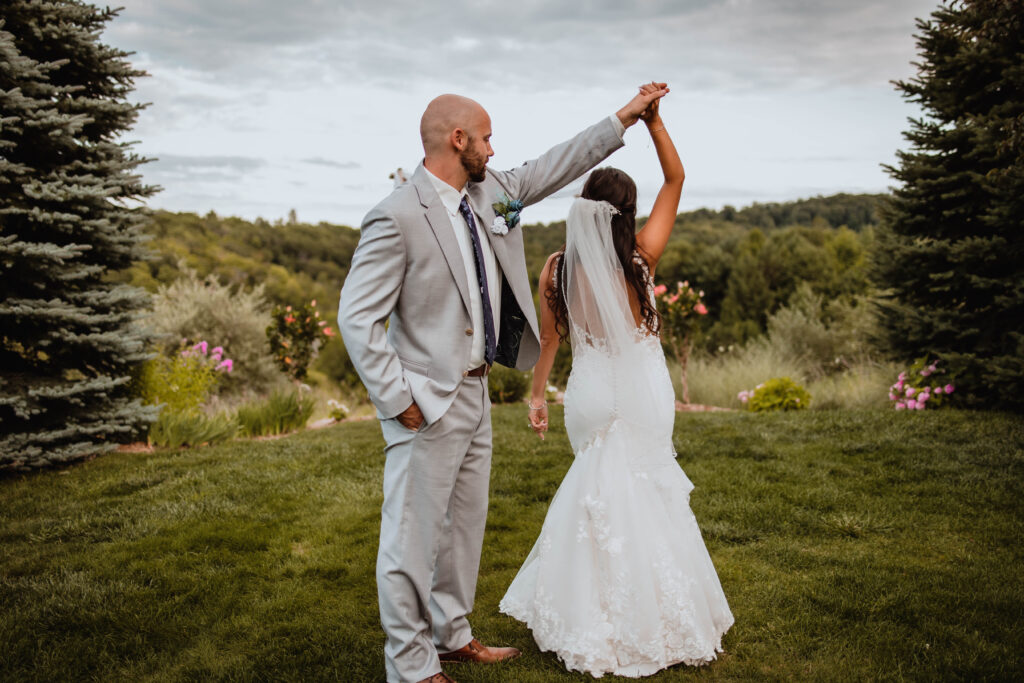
xmin=416 ymin=673 xmax=456 ymax=683
xmin=438 ymin=638 xmax=521 ymax=664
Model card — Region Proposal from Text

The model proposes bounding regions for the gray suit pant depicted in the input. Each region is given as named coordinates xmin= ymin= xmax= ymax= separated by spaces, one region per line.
xmin=377 ymin=376 xmax=491 ymax=683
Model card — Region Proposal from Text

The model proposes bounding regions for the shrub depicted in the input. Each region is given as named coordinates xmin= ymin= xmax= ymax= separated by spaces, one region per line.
xmin=888 ymin=357 xmax=956 ymax=411
xmin=266 ymin=299 xmax=335 ymax=381
xmin=236 ymin=390 xmax=315 ymax=437
xmin=314 ymin=337 xmax=361 ymax=388
xmin=135 ymin=341 xmax=234 ymax=414
xmin=488 ymin=365 xmax=530 ymax=404
xmin=327 ymin=399 xmax=349 ymax=421
xmin=764 ymin=283 xmax=879 ymax=379
xmin=149 ymin=266 xmax=280 ymax=395
xmin=741 ymin=377 xmax=811 ymax=412
xmin=149 ymin=411 xmax=237 ymax=449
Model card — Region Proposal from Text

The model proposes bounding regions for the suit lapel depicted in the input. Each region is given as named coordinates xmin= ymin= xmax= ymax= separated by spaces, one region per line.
xmin=411 ymin=166 xmax=472 ymax=317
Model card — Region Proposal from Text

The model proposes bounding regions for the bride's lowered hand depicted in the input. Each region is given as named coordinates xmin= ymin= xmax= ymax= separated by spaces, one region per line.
xmin=528 ymin=399 xmax=548 ymax=440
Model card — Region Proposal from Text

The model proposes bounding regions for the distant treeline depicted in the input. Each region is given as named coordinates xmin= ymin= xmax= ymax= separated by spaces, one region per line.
xmin=117 ymin=193 xmax=884 ymax=353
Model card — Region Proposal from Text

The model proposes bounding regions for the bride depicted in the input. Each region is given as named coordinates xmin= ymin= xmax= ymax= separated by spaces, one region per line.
xmin=499 ymin=87 xmax=734 ymax=677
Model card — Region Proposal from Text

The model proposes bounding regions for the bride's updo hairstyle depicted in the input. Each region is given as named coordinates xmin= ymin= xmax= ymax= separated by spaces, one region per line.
xmin=547 ymin=167 xmax=661 ymax=342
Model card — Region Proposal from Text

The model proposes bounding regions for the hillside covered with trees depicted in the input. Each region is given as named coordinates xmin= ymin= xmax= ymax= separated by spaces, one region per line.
xmin=116 ymin=192 xmax=883 ymax=355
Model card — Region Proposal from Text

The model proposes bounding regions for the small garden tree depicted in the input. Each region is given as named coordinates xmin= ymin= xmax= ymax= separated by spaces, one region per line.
xmin=655 ymin=280 xmax=709 ymax=404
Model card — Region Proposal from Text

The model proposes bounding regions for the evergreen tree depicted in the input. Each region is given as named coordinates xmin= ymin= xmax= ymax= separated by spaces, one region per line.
xmin=875 ymin=0 xmax=1024 ymax=410
xmin=0 ymin=2 xmax=157 ymax=468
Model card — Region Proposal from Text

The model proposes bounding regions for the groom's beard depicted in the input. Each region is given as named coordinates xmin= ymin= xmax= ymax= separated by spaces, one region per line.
xmin=460 ymin=147 xmax=487 ymax=183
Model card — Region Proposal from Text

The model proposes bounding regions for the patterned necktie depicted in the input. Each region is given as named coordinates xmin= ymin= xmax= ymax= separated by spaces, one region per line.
xmin=458 ymin=196 xmax=497 ymax=365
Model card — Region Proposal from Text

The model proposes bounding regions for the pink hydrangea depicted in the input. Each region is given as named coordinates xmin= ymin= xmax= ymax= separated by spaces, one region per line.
xmin=905 ymin=386 xmax=916 ymax=397
xmin=944 ymin=384 xmax=955 ymax=394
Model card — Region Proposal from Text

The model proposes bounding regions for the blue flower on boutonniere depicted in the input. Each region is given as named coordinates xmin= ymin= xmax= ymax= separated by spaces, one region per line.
xmin=491 ymin=193 xmax=525 ymax=235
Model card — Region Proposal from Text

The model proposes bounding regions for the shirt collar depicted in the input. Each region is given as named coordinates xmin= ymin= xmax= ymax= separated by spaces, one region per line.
xmin=424 ymin=166 xmax=467 ymax=217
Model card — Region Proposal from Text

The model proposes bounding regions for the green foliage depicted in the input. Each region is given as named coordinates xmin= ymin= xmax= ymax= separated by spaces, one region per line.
xmin=235 ymin=390 xmax=315 ymax=437
xmin=743 ymin=377 xmax=811 ymax=412
xmin=874 ymin=0 xmax=1024 ymax=410
xmin=150 ymin=267 xmax=280 ymax=395
xmin=148 ymin=411 xmax=237 ymax=449
xmin=266 ymin=300 xmax=333 ymax=381
xmin=136 ymin=350 xmax=223 ymax=415
xmin=2 ymin=407 xmax=1022 ymax=680
xmin=488 ymin=365 xmax=530 ymax=404
xmin=0 ymin=1 xmax=159 ymax=469
xmin=113 ymin=210 xmax=360 ymax=318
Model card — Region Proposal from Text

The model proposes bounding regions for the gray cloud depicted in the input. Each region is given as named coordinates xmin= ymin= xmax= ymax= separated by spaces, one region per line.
xmin=302 ymin=157 xmax=361 ymax=170
xmin=109 ymin=0 xmax=939 ymax=93
xmin=145 ymin=154 xmax=265 ymax=182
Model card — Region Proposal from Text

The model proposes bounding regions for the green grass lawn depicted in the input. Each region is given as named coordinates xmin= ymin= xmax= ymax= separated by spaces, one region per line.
xmin=2 ymin=407 xmax=1023 ymax=682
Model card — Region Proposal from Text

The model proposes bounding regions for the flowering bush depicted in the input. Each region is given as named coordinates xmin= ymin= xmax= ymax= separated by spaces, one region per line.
xmin=889 ymin=357 xmax=955 ymax=410
xmin=266 ymin=299 xmax=335 ymax=381
xmin=738 ymin=377 xmax=811 ymax=412
xmin=655 ymin=280 xmax=709 ymax=404
xmin=137 ymin=340 xmax=235 ymax=415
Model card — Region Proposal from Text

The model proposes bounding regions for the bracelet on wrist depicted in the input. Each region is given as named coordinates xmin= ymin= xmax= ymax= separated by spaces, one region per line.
xmin=528 ymin=400 xmax=547 ymax=410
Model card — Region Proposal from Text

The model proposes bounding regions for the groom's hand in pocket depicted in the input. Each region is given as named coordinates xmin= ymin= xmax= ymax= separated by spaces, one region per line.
xmin=397 ymin=401 xmax=425 ymax=431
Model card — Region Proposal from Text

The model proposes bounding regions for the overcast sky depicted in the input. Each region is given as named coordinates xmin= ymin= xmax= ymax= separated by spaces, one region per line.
xmin=105 ymin=0 xmax=939 ymax=227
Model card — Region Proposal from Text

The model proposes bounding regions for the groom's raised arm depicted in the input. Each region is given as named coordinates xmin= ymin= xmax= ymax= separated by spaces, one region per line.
xmin=490 ymin=116 xmax=624 ymax=208
xmin=338 ymin=207 xmax=413 ymax=420
xmin=490 ymin=85 xmax=669 ymax=207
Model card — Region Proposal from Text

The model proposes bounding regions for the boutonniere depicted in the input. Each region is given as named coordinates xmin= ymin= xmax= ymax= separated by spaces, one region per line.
xmin=490 ymin=193 xmax=524 ymax=235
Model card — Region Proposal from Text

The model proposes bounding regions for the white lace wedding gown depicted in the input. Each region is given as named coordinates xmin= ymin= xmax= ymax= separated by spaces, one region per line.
xmin=499 ymin=199 xmax=734 ymax=678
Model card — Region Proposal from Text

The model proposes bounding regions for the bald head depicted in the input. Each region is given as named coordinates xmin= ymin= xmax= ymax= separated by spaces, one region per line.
xmin=420 ymin=94 xmax=489 ymax=156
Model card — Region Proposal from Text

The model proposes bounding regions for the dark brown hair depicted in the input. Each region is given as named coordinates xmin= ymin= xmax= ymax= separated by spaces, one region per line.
xmin=546 ymin=167 xmax=661 ymax=342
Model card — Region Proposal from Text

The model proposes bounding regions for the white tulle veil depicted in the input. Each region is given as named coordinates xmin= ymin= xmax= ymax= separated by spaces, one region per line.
xmin=561 ymin=197 xmax=638 ymax=354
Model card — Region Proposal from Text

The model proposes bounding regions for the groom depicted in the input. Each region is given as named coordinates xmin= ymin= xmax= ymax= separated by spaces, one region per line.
xmin=338 ymin=85 xmax=668 ymax=683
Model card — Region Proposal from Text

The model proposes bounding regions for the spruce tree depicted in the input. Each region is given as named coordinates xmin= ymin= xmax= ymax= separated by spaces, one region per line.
xmin=1 ymin=1 xmax=157 ymax=468
xmin=875 ymin=0 xmax=1024 ymax=410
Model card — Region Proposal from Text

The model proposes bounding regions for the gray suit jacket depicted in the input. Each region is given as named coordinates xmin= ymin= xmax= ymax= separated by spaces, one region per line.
xmin=338 ymin=116 xmax=624 ymax=424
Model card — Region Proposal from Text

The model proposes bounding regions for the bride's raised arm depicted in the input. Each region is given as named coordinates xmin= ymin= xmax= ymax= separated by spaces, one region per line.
xmin=635 ymin=86 xmax=684 ymax=271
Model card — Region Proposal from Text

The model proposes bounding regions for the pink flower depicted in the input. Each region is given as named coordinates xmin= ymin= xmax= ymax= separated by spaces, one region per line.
xmin=895 ymin=402 xmax=906 ymax=410
xmin=919 ymin=392 xmax=930 ymax=402
xmin=311 ymin=299 xmax=317 ymax=307
xmin=668 ymin=294 xmax=679 ymax=304
xmin=888 ymin=392 xmax=896 ymax=401
xmin=323 ymin=327 xmax=335 ymax=337
xmin=216 ymin=359 xmax=233 ymax=373
xmin=898 ymin=371 xmax=907 ymax=381
xmin=192 ymin=341 xmax=208 ymax=355
xmin=906 ymin=399 xmax=917 ymax=409
xmin=920 ymin=368 xmax=932 ymax=377
xmin=915 ymin=401 xmax=925 ymax=410
xmin=653 ymin=284 xmax=668 ymax=296
xmin=905 ymin=386 xmax=916 ymax=397
xmin=694 ymin=303 xmax=708 ymax=315
xmin=944 ymin=384 xmax=955 ymax=394
xmin=285 ymin=315 xmax=296 ymax=324
xmin=211 ymin=346 xmax=224 ymax=356
xmin=933 ymin=386 xmax=943 ymax=395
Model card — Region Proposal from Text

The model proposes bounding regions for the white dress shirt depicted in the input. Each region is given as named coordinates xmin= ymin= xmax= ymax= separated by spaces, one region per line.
xmin=425 ymin=168 xmax=502 ymax=371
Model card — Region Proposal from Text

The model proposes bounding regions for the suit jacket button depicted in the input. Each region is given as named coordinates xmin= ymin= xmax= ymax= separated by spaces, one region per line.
xmin=464 ymin=328 xmax=473 ymax=336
